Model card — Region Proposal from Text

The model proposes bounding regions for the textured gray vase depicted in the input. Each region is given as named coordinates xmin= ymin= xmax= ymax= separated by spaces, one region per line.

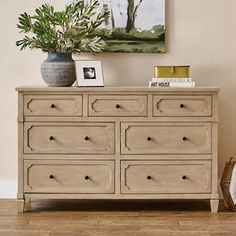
xmin=41 ymin=53 xmax=76 ymax=87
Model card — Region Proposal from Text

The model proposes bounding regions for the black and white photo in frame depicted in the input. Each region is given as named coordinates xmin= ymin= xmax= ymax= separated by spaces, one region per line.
xmin=75 ymin=60 xmax=104 ymax=87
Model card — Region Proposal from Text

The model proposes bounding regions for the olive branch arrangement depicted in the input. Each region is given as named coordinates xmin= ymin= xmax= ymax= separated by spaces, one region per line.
xmin=16 ymin=0 xmax=110 ymax=53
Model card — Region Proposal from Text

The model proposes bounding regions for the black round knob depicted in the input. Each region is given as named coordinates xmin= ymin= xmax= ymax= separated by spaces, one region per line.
xmin=182 ymin=137 xmax=188 ymax=141
xmin=85 ymin=136 xmax=89 ymax=141
xmin=116 ymin=104 xmax=120 ymax=109
xmin=84 ymin=176 xmax=90 ymax=180
xmin=147 ymin=176 xmax=152 ymax=180
xmin=49 ymin=175 xmax=54 ymax=179
xmin=180 ymin=104 xmax=185 ymax=108
xmin=49 ymin=136 xmax=54 ymax=141
xmin=147 ymin=137 xmax=152 ymax=141
xmin=51 ymin=104 xmax=55 ymax=108
xmin=182 ymin=175 xmax=187 ymax=180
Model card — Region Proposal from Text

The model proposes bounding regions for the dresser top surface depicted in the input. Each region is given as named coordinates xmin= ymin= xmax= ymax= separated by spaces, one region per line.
xmin=16 ymin=86 xmax=220 ymax=92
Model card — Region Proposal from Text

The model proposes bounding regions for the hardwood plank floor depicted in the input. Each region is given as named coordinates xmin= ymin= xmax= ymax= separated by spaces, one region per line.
xmin=0 ymin=200 xmax=235 ymax=236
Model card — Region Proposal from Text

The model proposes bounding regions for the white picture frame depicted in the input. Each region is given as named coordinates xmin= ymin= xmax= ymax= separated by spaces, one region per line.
xmin=75 ymin=60 xmax=104 ymax=87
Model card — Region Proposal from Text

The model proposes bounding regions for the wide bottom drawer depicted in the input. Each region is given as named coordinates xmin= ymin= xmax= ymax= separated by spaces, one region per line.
xmin=121 ymin=160 xmax=212 ymax=194
xmin=24 ymin=160 xmax=115 ymax=194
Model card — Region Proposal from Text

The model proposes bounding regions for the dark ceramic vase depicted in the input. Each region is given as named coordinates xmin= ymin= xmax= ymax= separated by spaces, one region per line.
xmin=41 ymin=53 xmax=76 ymax=87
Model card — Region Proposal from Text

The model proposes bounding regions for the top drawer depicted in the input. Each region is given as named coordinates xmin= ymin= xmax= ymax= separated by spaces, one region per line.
xmin=88 ymin=95 xmax=147 ymax=117
xmin=153 ymin=95 xmax=212 ymax=117
xmin=24 ymin=95 xmax=82 ymax=117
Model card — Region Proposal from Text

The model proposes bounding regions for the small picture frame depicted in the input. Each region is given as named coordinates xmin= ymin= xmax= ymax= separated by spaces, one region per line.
xmin=75 ymin=60 xmax=104 ymax=87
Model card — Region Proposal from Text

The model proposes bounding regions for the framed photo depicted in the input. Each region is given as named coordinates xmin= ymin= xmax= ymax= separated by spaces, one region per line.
xmin=75 ymin=60 xmax=104 ymax=87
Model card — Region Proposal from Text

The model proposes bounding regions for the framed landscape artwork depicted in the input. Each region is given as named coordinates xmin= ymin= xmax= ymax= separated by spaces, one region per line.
xmin=98 ymin=0 xmax=165 ymax=53
xmin=68 ymin=0 xmax=165 ymax=53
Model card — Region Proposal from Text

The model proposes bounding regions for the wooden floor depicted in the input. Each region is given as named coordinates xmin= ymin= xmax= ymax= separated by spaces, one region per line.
xmin=0 ymin=200 xmax=235 ymax=236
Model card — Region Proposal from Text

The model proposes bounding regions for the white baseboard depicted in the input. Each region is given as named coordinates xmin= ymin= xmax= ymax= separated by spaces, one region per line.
xmin=0 ymin=180 xmax=17 ymax=199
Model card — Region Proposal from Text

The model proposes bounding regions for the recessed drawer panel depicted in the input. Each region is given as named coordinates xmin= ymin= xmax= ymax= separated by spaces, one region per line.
xmin=24 ymin=160 xmax=115 ymax=193
xmin=153 ymin=95 xmax=212 ymax=117
xmin=121 ymin=161 xmax=211 ymax=194
xmin=121 ymin=123 xmax=211 ymax=154
xmin=24 ymin=123 xmax=115 ymax=154
xmin=24 ymin=95 xmax=83 ymax=116
xmin=88 ymin=95 xmax=147 ymax=117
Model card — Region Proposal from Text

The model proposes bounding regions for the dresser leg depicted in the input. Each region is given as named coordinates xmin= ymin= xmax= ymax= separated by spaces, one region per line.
xmin=210 ymin=199 xmax=219 ymax=213
xmin=25 ymin=197 xmax=31 ymax=203
xmin=17 ymin=199 xmax=25 ymax=213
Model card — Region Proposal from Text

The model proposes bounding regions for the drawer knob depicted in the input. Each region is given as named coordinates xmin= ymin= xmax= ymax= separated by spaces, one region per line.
xmin=182 ymin=137 xmax=188 ymax=141
xmin=116 ymin=104 xmax=121 ymax=109
xmin=84 ymin=136 xmax=90 ymax=141
xmin=180 ymin=104 xmax=185 ymax=108
xmin=84 ymin=176 xmax=90 ymax=180
xmin=182 ymin=175 xmax=187 ymax=180
xmin=147 ymin=137 xmax=152 ymax=141
xmin=51 ymin=104 xmax=56 ymax=108
xmin=49 ymin=136 xmax=54 ymax=141
xmin=147 ymin=176 xmax=152 ymax=180
xmin=49 ymin=175 xmax=54 ymax=179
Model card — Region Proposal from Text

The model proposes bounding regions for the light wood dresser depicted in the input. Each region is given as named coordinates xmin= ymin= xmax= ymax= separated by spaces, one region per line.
xmin=16 ymin=86 xmax=220 ymax=212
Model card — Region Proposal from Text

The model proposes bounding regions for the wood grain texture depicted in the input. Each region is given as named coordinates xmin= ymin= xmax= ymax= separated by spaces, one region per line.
xmin=24 ymin=193 xmax=213 ymax=200
xmin=23 ymin=122 xmax=115 ymax=154
xmin=16 ymin=86 xmax=220 ymax=92
xmin=17 ymin=92 xmax=24 ymax=203
xmin=24 ymin=160 xmax=115 ymax=194
xmin=121 ymin=123 xmax=212 ymax=154
xmin=121 ymin=160 xmax=212 ymax=194
xmin=0 ymin=200 xmax=235 ymax=236
xmin=153 ymin=95 xmax=212 ymax=117
xmin=88 ymin=94 xmax=147 ymax=117
xmin=24 ymin=95 xmax=83 ymax=117
xmin=17 ymin=87 xmax=219 ymax=213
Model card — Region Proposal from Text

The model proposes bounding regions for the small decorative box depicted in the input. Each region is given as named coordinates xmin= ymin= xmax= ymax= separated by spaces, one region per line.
xmin=154 ymin=66 xmax=190 ymax=78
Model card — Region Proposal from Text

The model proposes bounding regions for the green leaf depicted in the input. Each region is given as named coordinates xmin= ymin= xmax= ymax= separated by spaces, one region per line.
xmin=16 ymin=0 xmax=110 ymax=53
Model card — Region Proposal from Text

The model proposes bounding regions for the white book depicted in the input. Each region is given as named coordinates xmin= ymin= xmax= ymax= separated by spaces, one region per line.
xmin=149 ymin=81 xmax=195 ymax=88
xmin=152 ymin=78 xmax=192 ymax=82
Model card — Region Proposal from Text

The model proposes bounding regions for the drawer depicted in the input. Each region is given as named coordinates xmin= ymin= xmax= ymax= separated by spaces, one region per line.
xmin=24 ymin=123 xmax=115 ymax=154
xmin=88 ymin=95 xmax=147 ymax=117
xmin=121 ymin=123 xmax=211 ymax=154
xmin=153 ymin=95 xmax=212 ymax=117
xmin=24 ymin=160 xmax=114 ymax=193
xmin=24 ymin=95 xmax=83 ymax=116
xmin=121 ymin=161 xmax=211 ymax=194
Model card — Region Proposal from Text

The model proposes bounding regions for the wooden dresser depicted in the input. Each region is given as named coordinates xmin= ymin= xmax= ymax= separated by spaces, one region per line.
xmin=16 ymin=86 xmax=220 ymax=212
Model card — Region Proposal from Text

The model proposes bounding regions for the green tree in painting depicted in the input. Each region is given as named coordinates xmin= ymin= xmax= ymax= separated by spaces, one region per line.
xmin=126 ymin=0 xmax=143 ymax=33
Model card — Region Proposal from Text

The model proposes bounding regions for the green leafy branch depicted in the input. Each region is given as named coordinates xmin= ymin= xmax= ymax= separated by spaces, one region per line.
xmin=16 ymin=0 xmax=110 ymax=53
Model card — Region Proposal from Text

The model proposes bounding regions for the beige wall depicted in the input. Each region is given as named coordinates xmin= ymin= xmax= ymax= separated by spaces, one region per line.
xmin=1 ymin=0 xmax=236 ymax=196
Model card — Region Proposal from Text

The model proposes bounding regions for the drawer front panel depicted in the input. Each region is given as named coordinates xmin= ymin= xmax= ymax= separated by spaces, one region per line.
xmin=24 ymin=123 xmax=115 ymax=154
xmin=121 ymin=123 xmax=211 ymax=154
xmin=153 ymin=95 xmax=212 ymax=117
xmin=88 ymin=95 xmax=147 ymax=117
xmin=24 ymin=95 xmax=83 ymax=116
xmin=24 ymin=160 xmax=114 ymax=193
xmin=121 ymin=161 xmax=211 ymax=194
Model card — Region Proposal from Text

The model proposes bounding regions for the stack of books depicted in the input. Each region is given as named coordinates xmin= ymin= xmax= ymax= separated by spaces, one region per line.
xmin=149 ymin=77 xmax=195 ymax=88
xmin=149 ymin=65 xmax=195 ymax=88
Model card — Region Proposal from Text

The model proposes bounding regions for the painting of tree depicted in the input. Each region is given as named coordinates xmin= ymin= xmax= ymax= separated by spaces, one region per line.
xmin=68 ymin=0 xmax=165 ymax=53
xmin=96 ymin=0 xmax=165 ymax=53
xmin=126 ymin=0 xmax=143 ymax=33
